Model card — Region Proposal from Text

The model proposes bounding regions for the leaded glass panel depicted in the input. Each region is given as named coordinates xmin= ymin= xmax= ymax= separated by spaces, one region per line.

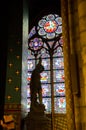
xmin=27 ymin=98 xmax=31 ymax=112
xmin=42 ymin=84 xmax=51 ymax=97
xmin=40 ymin=71 xmax=50 ymax=83
xmin=27 ymin=85 xmax=30 ymax=97
xmin=54 ymin=70 xmax=65 ymax=82
xmin=54 ymin=83 xmax=65 ymax=96
xmin=42 ymin=98 xmax=51 ymax=113
xmin=27 ymin=60 xmax=35 ymax=71
xmin=53 ymin=58 xmax=64 ymax=69
xmin=42 ymin=58 xmax=50 ymax=70
xmin=27 ymin=72 xmax=32 ymax=83
xmin=54 ymin=97 xmax=66 ymax=113
xmin=28 ymin=50 xmax=35 ymax=59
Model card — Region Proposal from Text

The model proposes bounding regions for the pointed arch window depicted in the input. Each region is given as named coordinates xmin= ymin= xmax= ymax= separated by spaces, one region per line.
xmin=27 ymin=14 xmax=66 ymax=114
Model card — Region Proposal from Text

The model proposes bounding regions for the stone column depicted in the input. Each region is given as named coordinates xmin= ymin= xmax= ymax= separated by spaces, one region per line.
xmin=77 ymin=0 xmax=86 ymax=130
xmin=67 ymin=0 xmax=82 ymax=130
xmin=61 ymin=0 xmax=76 ymax=130
xmin=21 ymin=0 xmax=29 ymax=118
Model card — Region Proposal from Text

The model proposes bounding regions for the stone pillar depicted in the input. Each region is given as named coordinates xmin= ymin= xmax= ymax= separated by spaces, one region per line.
xmin=21 ymin=0 xmax=29 ymax=118
xmin=61 ymin=0 xmax=76 ymax=130
xmin=67 ymin=0 xmax=82 ymax=130
xmin=77 ymin=0 xmax=86 ymax=129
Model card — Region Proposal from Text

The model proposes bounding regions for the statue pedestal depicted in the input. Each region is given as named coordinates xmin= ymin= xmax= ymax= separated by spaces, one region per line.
xmin=25 ymin=103 xmax=51 ymax=130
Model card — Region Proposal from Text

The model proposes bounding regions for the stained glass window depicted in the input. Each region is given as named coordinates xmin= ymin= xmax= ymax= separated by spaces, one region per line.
xmin=26 ymin=14 xmax=66 ymax=114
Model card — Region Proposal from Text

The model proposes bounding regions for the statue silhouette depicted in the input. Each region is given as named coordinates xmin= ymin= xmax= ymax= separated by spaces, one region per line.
xmin=30 ymin=57 xmax=44 ymax=107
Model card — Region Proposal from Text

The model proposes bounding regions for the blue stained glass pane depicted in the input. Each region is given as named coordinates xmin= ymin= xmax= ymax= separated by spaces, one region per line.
xmin=28 ymin=26 xmax=36 ymax=39
xmin=42 ymin=84 xmax=51 ymax=97
xmin=54 ymin=70 xmax=65 ymax=82
xmin=54 ymin=97 xmax=66 ymax=113
xmin=42 ymin=98 xmax=51 ymax=113
xmin=53 ymin=58 xmax=64 ymax=69
xmin=54 ymin=83 xmax=65 ymax=96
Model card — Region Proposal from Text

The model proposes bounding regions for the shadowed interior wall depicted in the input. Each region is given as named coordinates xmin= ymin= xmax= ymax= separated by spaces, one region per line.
xmin=4 ymin=1 xmax=22 ymax=129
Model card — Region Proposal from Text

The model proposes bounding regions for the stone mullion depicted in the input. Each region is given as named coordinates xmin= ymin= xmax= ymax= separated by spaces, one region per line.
xmin=61 ymin=0 xmax=76 ymax=130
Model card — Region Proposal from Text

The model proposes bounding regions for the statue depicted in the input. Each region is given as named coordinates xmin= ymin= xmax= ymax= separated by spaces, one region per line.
xmin=30 ymin=57 xmax=44 ymax=107
xmin=25 ymin=57 xmax=51 ymax=130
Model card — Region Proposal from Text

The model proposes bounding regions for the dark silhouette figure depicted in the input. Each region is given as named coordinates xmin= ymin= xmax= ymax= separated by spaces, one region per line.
xmin=30 ymin=57 xmax=44 ymax=107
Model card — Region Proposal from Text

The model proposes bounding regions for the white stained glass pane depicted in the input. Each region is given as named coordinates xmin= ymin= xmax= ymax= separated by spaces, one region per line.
xmin=28 ymin=50 xmax=35 ymax=59
xmin=59 ymin=36 xmax=63 ymax=46
xmin=47 ymin=32 xmax=55 ymax=39
xmin=42 ymin=84 xmax=51 ymax=97
xmin=53 ymin=58 xmax=64 ymax=69
xmin=56 ymin=46 xmax=63 ymax=56
xmin=38 ymin=28 xmax=46 ymax=36
xmin=46 ymin=14 xmax=55 ymax=21
xmin=42 ymin=59 xmax=50 ymax=70
xmin=27 ymin=85 xmax=30 ymax=97
xmin=27 ymin=60 xmax=35 ymax=71
xmin=54 ymin=70 xmax=65 ymax=82
xmin=55 ymin=17 xmax=62 ymax=25
xmin=43 ymin=98 xmax=51 ymax=113
xmin=54 ymin=97 xmax=66 ymax=113
xmin=56 ymin=26 xmax=62 ymax=34
xmin=54 ymin=83 xmax=65 ymax=96
xmin=38 ymin=19 xmax=46 ymax=27
xmin=27 ymin=98 xmax=31 ymax=112
xmin=40 ymin=71 xmax=50 ymax=83
xmin=41 ymin=47 xmax=50 ymax=58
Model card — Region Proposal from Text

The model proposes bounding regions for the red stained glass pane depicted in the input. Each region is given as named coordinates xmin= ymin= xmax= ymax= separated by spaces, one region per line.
xmin=44 ymin=21 xmax=57 ymax=33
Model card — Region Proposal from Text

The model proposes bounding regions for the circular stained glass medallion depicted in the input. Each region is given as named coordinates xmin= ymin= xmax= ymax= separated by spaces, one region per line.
xmin=28 ymin=38 xmax=43 ymax=51
xmin=44 ymin=21 xmax=57 ymax=33
xmin=37 ymin=14 xmax=62 ymax=40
